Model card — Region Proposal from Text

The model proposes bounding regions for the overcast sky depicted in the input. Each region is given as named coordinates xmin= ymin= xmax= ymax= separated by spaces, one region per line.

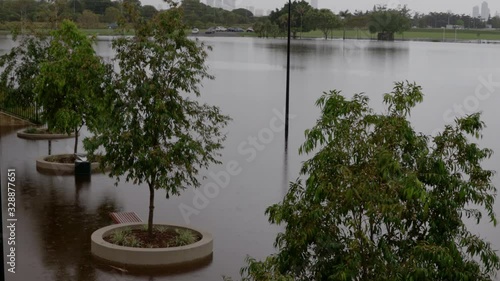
xmin=142 ymin=0 xmax=500 ymax=16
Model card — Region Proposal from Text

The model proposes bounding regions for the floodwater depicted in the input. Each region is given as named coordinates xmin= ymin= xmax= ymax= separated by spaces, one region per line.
xmin=1 ymin=36 xmax=500 ymax=280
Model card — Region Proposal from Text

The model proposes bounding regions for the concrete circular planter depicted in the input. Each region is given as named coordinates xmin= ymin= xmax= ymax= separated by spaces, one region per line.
xmin=91 ymin=223 xmax=213 ymax=269
xmin=17 ymin=129 xmax=76 ymax=140
xmin=36 ymin=154 xmax=101 ymax=175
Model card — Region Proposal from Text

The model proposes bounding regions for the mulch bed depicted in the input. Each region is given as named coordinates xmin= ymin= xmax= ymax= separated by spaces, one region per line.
xmin=24 ymin=127 xmax=67 ymax=134
xmin=46 ymin=154 xmax=76 ymax=163
xmin=104 ymin=228 xmax=202 ymax=248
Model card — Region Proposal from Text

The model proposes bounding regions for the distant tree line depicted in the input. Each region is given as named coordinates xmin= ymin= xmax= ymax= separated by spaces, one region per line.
xmin=0 ymin=0 xmax=158 ymax=28
xmin=179 ymin=0 xmax=258 ymax=28
xmin=411 ymin=12 xmax=500 ymax=29
xmin=264 ymin=1 xmax=412 ymax=40
xmin=2 ymin=0 xmax=499 ymax=33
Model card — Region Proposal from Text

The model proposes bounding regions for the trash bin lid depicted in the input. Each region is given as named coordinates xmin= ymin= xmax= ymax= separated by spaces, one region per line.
xmin=75 ymin=153 xmax=88 ymax=162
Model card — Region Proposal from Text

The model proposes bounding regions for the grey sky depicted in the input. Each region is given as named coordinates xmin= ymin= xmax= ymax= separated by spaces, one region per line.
xmin=142 ymin=0 xmax=499 ymax=16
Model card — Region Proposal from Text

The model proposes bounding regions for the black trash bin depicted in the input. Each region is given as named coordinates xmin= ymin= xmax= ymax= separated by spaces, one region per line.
xmin=75 ymin=153 xmax=91 ymax=175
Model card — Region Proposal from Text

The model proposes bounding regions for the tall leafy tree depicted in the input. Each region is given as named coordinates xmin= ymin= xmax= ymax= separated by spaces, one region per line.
xmin=239 ymin=82 xmax=500 ymax=280
xmin=368 ymin=5 xmax=411 ymax=40
xmin=310 ymin=9 xmax=340 ymax=40
xmin=84 ymin=3 xmax=230 ymax=237
xmin=339 ymin=10 xmax=351 ymax=40
xmin=269 ymin=0 xmax=314 ymax=39
xmin=35 ymin=20 xmax=108 ymax=153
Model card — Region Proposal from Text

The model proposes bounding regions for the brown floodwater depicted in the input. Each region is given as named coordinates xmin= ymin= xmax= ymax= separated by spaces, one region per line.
xmin=2 ymin=36 xmax=500 ymax=280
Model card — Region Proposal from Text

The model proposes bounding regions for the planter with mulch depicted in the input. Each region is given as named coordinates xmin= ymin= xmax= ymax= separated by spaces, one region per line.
xmin=36 ymin=153 xmax=102 ymax=175
xmin=91 ymin=223 xmax=213 ymax=269
xmin=17 ymin=127 xmax=77 ymax=140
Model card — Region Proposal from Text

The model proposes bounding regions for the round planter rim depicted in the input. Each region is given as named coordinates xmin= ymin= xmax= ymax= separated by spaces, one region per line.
xmin=91 ymin=222 xmax=212 ymax=252
xmin=36 ymin=153 xmax=101 ymax=175
xmin=17 ymin=129 xmax=77 ymax=140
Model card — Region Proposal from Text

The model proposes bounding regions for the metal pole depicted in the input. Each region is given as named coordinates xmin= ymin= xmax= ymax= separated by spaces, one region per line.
xmin=285 ymin=0 xmax=291 ymax=145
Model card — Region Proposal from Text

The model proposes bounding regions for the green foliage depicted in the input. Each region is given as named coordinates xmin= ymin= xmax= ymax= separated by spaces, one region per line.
xmin=175 ymin=228 xmax=197 ymax=246
xmin=368 ymin=5 xmax=412 ymax=37
xmin=123 ymin=235 xmax=143 ymax=247
xmin=109 ymin=228 xmax=131 ymax=245
xmin=180 ymin=0 xmax=255 ymax=27
xmin=141 ymin=5 xmax=158 ymax=20
xmin=240 ymin=81 xmax=499 ymax=280
xmin=309 ymin=8 xmax=340 ymax=39
xmin=269 ymin=0 xmax=315 ymax=38
xmin=0 ymin=29 xmax=49 ymax=108
xmin=78 ymin=9 xmax=99 ymax=28
xmin=84 ymin=5 xmax=230 ymax=236
xmin=34 ymin=20 xmax=109 ymax=153
xmin=232 ymin=8 xmax=254 ymax=19
xmin=24 ymin=127 xmax=38 ymax=134
xmin=155 ymin=226 xmax=168 ymax=233
xmin=253 ymin=19 xmax=280 ymax=38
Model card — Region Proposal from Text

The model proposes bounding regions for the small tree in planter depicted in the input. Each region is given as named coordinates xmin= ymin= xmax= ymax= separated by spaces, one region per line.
xmin=85 ymin=5 xmax=230 ymax=237
xmin=34 ymin=20 xmax=109 ymax=154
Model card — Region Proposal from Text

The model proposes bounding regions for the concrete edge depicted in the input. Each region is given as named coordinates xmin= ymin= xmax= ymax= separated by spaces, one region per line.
xmin=91 ymin=223 xmax=213 ymax=267
xmin=36 ymin=154 xmax=101 ymax=175
xmin=17 ymin=129 xmax=77 ymax=140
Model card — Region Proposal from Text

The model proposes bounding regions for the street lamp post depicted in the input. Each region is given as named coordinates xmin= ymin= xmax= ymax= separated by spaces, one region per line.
xmin=285 ymin=0 xmax=291 ymax=145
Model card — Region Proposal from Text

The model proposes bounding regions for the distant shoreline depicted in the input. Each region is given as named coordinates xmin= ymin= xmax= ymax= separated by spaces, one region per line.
xmin=2 ymin=29 xmax=500 ymax=45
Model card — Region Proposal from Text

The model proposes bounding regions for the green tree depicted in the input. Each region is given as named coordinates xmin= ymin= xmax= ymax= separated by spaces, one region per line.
xmin=269 ymin=0 xmax=314 ymax=39
xmin=84 ymin=5 xmax=230 ymax=237
xmin=368 ymin=5 xmax=411 ymax=40
xmin=232 ymin=8 xmax=253 ymax=18
xmin=339 ymin=9 xmax=351 ymax=40
xmin=0 ymin=30 xmax=49 ymax=113
xmin=240 ymin=82 xmax=500 ymax=280
xmin=35 ymin=20 xmax=108 ymax=153
xmin=141 ymin=5 xmax=158 ymax=20
xmin=36 ymin=0 xmax=73 ymax=28
xmin=311 ymin=9 xmax=340 ymax=40
xmin=81 ymin=0 xmax=113 ymax=15
xmin=78 ymin=9 xmax=99 ymax=28
xmin=254 ymin=19 xmax=279 ymax=38
xmin=3 ymin=0 xmax=37 ymax=22
xmin=103 ymin=6 xmax=120 ymax=23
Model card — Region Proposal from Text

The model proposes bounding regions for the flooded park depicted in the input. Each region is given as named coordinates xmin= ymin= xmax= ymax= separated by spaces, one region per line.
xmin=2 ymin=36 xmax=500 ymax=280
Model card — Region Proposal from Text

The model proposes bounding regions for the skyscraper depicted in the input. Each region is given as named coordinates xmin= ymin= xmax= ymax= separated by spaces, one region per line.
xmin=311 ymin=0 xmax=318 ymax=9
xmin=481 ymin=1 xmax=490 ymax=20
xmin=473 ymin=5 xmax=480 ymax=18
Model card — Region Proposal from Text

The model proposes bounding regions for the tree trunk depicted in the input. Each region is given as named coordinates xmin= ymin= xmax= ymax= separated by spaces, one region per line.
xmin=377 ymin=32 xmax=394 ymax=41
xmin=148 ymin=182 xmax=155 ymax=237
xmin=74 ymin=127 xmax=78 ymax=154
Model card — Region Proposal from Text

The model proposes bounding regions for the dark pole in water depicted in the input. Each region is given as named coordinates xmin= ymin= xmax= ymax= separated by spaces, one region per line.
xmin=285 ymin=0 xmax=291 ymax=146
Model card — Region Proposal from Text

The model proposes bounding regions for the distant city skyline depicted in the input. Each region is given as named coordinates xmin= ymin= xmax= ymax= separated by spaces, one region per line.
xmin=481 ymin=1 xmax=490 ymax=20
xmin=143 ymin=0 xmax=500 ymax=17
